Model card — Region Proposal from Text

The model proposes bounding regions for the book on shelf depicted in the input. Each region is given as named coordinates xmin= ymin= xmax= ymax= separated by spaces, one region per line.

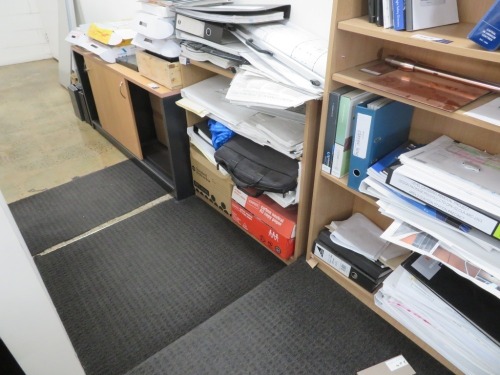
xmin=368 ymin=0 xmax=377 ymax=23
xmin=391 ymin=0 xmax=406 ymax=31
xmin=347 ymin=98 xmax=414 ymax=191
xmin=405 ymin=0 xmax=458 ymax=32
xmin=321 ymin=86 xmax=355 ymax=174
xmin=382 ymin=0 xmax=393 ymax=29
xmin=468 ymin=0 xmax=500 ymax=51
xmin=375 ymin=0 xmax=384 ymax=27
xmin=331 ymin=89 xmax=378 ymax=178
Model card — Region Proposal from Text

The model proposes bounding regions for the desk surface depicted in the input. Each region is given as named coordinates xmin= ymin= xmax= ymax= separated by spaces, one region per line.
xmin=73 ymin=46 xmax=180 ymax=99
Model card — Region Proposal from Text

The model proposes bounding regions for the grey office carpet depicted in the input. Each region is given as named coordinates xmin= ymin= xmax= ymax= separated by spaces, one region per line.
xmin=9 ymin=160 xmax=168 ymax=255
xmin=35 ymin=197 xmax=284 ymax=375
xmin=126 ymin=259 xmax=452 ymax=375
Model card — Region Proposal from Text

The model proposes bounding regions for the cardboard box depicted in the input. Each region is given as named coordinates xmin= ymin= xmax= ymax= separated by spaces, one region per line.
xmin=136 ymin=50 xmax=182 ymax=89
xmin=231 ymin=200 xmax=295 ymax=260
xmin=190 ymin=145 xmax=233 ymax=218
xmin=232 ymin=186 xmax=297 ymax=239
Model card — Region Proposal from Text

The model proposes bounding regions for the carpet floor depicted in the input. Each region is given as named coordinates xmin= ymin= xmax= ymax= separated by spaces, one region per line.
xmin=126 ymin=258 xmax=452 ymax=375
xmin=35 ymin=197 xmax=284 ymax=375
xmin=9 ymin=160 xmax=168 ymax=255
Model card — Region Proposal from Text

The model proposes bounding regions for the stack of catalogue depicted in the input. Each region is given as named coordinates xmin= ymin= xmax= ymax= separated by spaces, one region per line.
xmin=358 ymin=135 xmax=500 ymax=373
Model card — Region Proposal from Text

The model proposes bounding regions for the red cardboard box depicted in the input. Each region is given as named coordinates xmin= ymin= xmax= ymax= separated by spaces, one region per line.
xmin=231 ymin=199 xmax=295 ymax=260
xmin=231 ymin=187 xmax=297 ymax=239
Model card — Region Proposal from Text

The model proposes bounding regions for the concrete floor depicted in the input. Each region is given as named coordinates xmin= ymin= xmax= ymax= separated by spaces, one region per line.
xmin=0 ymin=58 xmax=127 ymax=204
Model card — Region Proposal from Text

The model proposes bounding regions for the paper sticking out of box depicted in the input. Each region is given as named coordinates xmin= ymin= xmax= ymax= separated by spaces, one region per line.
xmin=231 ymin=186 xmax=297 ymax=260
xmin=66 ymin=27 xmax=138 ymax=63
xmin=231 ymin=200 xmax=296 ymax=260
xmin=87 ymin=23 xmax=135 ymax=46
xmin=357 ymin=355 xmax=415 ymax=375
xmin=232 ymin=187 xmax=297 ymax=238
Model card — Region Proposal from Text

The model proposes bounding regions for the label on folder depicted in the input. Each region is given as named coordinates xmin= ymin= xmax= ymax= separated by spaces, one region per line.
xmin=352 ymin=113 xmax=371 ymax=159
xmin=313 ymin=243 xmax=351 ymax=277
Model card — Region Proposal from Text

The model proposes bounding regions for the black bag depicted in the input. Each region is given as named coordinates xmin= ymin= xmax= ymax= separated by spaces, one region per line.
xmin=214 ymin=135 xmax=298 ymax=195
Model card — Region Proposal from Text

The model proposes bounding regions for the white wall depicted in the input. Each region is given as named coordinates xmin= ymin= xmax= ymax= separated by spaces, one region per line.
xmin=234 ymin=0 xmax=332 ymax=38
xmin=0 ymin=0 xmax=52 ymax=66
xmin=37 ymin=0 xmax=59 ymax=59
xmin=0 ymin=193 xmax=85 ymax=375
xmin=74 ymin=0 xmax=140 ymax=24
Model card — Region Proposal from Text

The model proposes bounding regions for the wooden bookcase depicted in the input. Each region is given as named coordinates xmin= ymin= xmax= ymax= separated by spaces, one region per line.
xmin=306 ymin=1 xmax=500 ymax=373
xmin=180 ymin=61 xmax=322 ymax=264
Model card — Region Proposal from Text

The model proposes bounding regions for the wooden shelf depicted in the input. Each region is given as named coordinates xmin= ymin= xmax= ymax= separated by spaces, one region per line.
xmin=320 ymin=171 xmax=378 ymax=207
xmin=307 ymin=2 xmax=499 ymax=374
xmin=332 ymin=61 xmax=500 ymax=134
xmin=338 ymin=17 xmax=500 ymax=64
xmin=188 ymin=60 xmax=235 ymax=79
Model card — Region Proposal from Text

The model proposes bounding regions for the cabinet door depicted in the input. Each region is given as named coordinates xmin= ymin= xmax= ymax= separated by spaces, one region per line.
xmin=85 ymin=56 xmax=143 ymax=159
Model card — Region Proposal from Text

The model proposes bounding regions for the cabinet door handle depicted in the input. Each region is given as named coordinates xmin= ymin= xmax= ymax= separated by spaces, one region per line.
xmin=119 ymin=81 xmax=126 ymax=99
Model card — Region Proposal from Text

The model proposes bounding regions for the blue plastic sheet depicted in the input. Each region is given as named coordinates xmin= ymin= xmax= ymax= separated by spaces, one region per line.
xmin=208 ymin=119 xmax=235 ymax=150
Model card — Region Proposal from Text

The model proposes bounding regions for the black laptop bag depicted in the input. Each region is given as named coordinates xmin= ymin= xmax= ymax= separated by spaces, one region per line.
xmin=214 ymin=135 xmax=298 ymax=195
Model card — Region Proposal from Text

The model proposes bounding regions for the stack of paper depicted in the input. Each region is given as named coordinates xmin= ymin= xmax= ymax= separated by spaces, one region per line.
xmin=131 ymin=1 xmax=185 ymax=58
xmin=65 ymin=22 xmax=138 ymax=63
xmin=376 ymin=266 xmax=500 ymax=375
xmin=358 ymin=136 xmax=500 ymax=298
xmin=180 ymin=75 xmax=305 ymax=157
xmin=173 ymin=3 xmax=326 ymax=108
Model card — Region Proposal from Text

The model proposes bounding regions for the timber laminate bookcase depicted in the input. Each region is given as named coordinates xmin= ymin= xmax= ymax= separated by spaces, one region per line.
xmin=306 ymin=1 xmax=500 ymax=374
xmin=72 ymin=46 xmax=194 ymax=200
xmin=179 ymin=60 xmax=322 ymax=265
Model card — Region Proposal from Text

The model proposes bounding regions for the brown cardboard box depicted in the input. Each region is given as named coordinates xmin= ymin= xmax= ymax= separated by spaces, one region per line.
xmin=190 ymin=145 xmax=233 ymax=219
xmin=136 ymin=50 xmax=182 ymax=89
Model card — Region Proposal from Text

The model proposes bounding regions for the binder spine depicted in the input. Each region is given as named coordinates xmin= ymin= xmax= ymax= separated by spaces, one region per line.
xmin=313 ymin=241 xmax=381 ymax=292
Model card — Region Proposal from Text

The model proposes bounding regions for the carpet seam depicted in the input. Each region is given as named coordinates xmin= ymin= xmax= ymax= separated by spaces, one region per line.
xmin=35 ymin=194 xmax=174 ymax=257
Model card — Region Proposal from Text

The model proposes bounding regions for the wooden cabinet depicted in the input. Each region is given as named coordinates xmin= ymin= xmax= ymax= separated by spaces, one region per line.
xmin=306 ymin=1 xmax=500 ymax=373
xmin=85 ymin=55 xmax=143 ymax=159
xmin=73 ymin=47 xmax=194 ymax=200
xmin=180 ymin=61 xmax=321 ymax=264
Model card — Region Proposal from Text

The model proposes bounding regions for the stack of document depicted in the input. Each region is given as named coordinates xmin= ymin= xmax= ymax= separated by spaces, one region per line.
xmin=376 ymin=265 xmax=500 ymax=375
xmin=173 ymin=3 xmax=327 ymax=108
xmin=180 ymin=75 xmax=305 ymax=158
xmin=130 ymin=1 xmax=192 ymax=58
xmin=358 ymin=137 xmax=500 ymax=299
xmin=180 ymin=40 xmax=247 ymax=69
xmin=65 ymin=22 xmax=138 ymax=63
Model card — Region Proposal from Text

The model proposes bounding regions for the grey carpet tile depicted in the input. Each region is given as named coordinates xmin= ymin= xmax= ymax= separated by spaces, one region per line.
xmin=9 ymin=160 xmax=168 ymax=255
xmin=126 ymin=259 xmax=452 ymax=375
xmin=35 ymin=197 xmax=284 ymax=375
